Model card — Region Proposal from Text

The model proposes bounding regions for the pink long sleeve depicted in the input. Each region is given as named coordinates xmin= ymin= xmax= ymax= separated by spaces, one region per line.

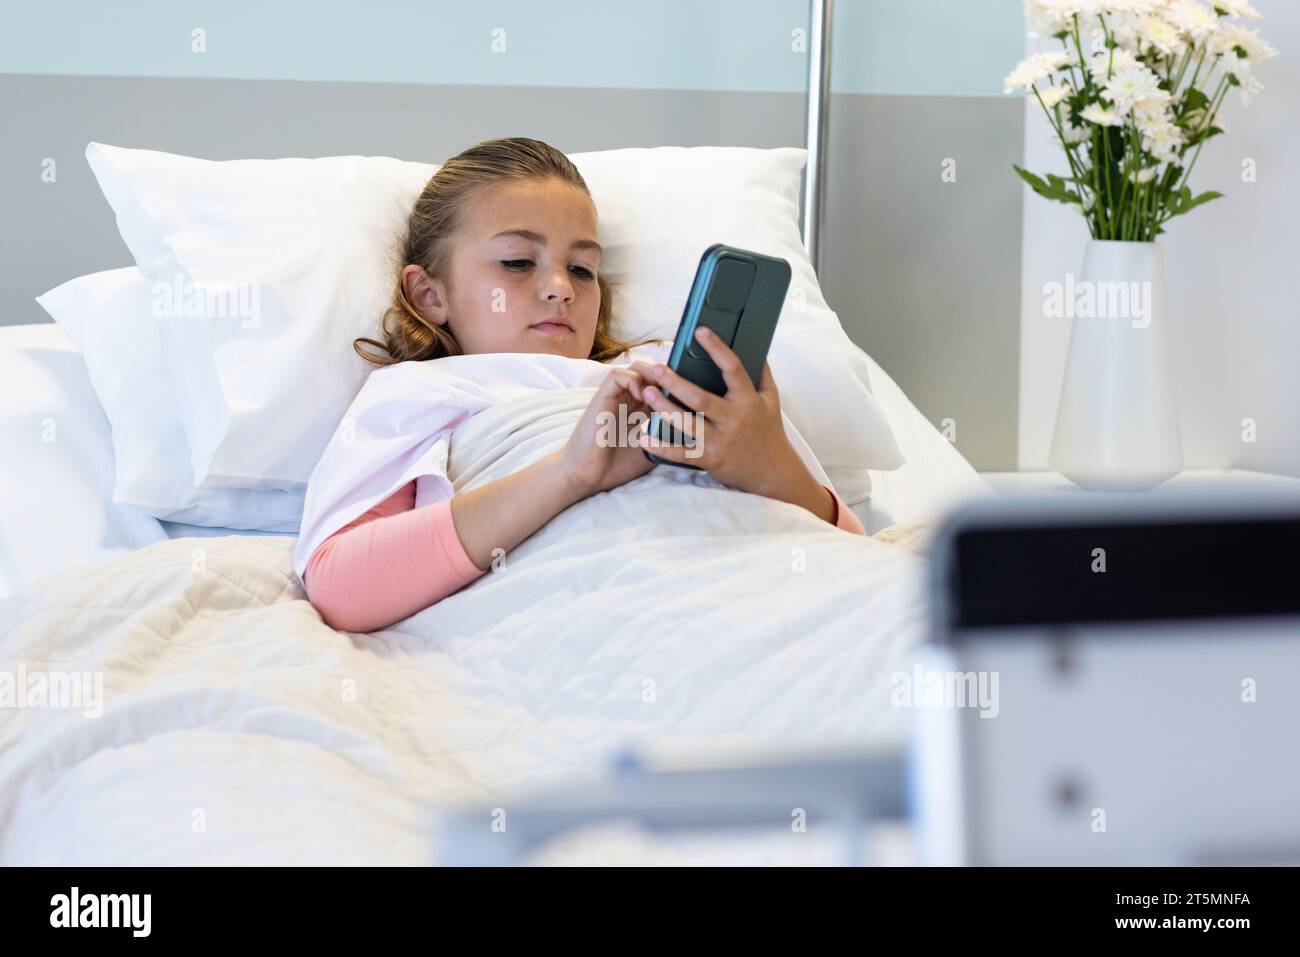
xmin=302 ymin=480 xmax=485 ymax=633
xmin=303 ymin=477 xmax=865 ymax=633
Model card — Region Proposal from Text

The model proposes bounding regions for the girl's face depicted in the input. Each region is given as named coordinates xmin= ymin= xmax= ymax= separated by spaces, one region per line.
xmin=403 ymin=177 xmax=603 ymax=359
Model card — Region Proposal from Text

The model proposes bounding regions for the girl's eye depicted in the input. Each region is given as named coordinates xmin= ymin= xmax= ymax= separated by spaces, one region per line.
xmin=501 ymin=259 xmax=595 ymax=280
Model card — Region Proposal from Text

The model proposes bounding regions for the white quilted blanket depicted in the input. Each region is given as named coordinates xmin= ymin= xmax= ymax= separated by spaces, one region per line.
xmin=0 ymin=389 xmax=933 ymax=864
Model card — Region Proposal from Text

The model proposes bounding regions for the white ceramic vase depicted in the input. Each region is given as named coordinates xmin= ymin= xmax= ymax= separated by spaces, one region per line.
xmin=1048 ymin=240 xmax=1183 ymax=491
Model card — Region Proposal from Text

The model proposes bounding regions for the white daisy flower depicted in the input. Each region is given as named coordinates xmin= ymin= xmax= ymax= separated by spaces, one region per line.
xmin=1061 ymin=123 xmax=1092 ymax=145
xmin=1137 ymin=14 xmax=1187 ymax=57
xmin=1039 ymin=84 xmax=1072 ymax=108
xmin=1165 ymin=0 xmax=1220 ymax=41
xmin=1141 ymin=121 xmax=1186 ymax=160
xmin=1236 ymin=71 xmax=1264 ymax=105
xmin=1081 ymin=103 xmax=1124 ymax=126
xmin=1222 ymin=50 xmax=1253 ymax=79
xmin=1024 ymin=0 xmax=1098 ymax=36
xmin=1109 ymin=22 xmax=1140 ymax=51
xmin=1213 ymin=24 xmax=1279 ymax=61
xmin=1104 ymin=65 xmax=1163 ymax=115
xmin=1132 ymin=92 xmax=1173 ymax=130
xmin=1214 ymin=0 xmax=1262 ymax=19
xmin=1128 ymin=166 xmax=1160 ymax=184
xmin=1087 ymin=47 xmax=1140 ymax=80
xmin=1004 ymin=50 xmax=1078 ymax=93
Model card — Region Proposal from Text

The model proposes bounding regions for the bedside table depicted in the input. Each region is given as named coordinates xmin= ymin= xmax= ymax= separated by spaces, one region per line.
xmin=978 ymin=468 xmax=1300 ymax=494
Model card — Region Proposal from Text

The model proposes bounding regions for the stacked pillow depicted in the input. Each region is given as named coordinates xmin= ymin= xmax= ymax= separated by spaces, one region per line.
xmin=37 ymin=268 xmax=305 ymax=530
xmin=39 ymin=142 xmax=903 ymax=531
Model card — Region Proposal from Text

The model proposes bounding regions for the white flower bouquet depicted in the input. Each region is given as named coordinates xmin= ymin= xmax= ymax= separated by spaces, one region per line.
xmin=1006 ymin=0 xmax=1277 ymax=240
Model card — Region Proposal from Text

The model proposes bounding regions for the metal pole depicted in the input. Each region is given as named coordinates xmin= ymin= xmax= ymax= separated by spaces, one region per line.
xmin=802 ymin=0 xmax=833 ymax=274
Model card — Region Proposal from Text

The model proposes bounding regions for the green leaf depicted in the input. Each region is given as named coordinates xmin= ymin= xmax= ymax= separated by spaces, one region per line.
xmin=1013 ymin=165 xmax=1083 ymax=206
xmin=1166 ymin=189 xmax=1224 ymax=220
xmin=1182 ymin=190 xmax=1224 ymax=213
xmin=1185 ymin=125 xmax=1224 ymax=147
xmin=1183 ymin=87 xmax=1210 ymax=112
xmin=1047 ymin=173 xmax=1084 ymax=204
xmin=1012 ymin=164 xmax=1051 ymax=194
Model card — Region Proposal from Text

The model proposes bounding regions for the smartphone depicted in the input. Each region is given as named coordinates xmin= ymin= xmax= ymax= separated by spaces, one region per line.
xmin=643 ymin=243 xmax=792 ymax=470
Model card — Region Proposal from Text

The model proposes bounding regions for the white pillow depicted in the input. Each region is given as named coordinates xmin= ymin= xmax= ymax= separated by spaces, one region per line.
xmin=575 ymin=146 xmax=903 ymax=503
xmin=35 ymin=268 xmax=306 ymax=531
xmin=0 ymin=322 xmax=167 ymax=601
xmin=85 ymin=142 xmax=903 ymax=501
xmin=852 ymin=349 xmax=994 ymax=533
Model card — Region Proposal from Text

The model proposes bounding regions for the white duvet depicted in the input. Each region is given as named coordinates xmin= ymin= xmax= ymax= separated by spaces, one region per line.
xmin=0 ymin=370 xmax=938 ymax=865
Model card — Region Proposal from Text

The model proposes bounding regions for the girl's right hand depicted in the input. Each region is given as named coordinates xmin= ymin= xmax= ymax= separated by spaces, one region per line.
xmin=558 ymin=362 xmax=661 ymax=497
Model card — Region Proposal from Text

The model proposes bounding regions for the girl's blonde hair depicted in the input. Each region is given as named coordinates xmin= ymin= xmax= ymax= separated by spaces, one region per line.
xmin=355 ymin=136 xmax=662 ymax=367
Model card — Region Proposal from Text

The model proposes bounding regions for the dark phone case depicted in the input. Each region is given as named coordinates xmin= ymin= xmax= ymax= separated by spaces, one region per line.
xmin=643 ymin=243 xmax=792 ymax=470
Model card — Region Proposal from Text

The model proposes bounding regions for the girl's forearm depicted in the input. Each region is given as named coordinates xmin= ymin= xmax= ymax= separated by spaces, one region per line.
xmin=746 ymin=448 xmax=838 ymax=526
xmin=449 ymin=451 xmax=588 ymax=570
xmin=773 ymin=468 xmax=838 ymax=526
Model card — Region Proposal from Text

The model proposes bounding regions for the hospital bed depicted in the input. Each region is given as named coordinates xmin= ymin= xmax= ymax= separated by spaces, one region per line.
xmin=6 ymin=253 xmax=1296 ymax=867
xmin=0 ymin=318 xmax=991 ymax=865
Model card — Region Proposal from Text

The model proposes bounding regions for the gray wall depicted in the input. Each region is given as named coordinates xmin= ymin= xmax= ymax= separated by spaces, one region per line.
xmin=0 ymin=74 xmax=1023 ymax=469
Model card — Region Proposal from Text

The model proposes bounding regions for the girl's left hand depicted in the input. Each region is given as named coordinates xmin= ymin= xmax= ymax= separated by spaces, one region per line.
xmin=560 ymin=364 xmax=657 ymax=498
xmin=637 ymin=326 xmax=833 ymax=521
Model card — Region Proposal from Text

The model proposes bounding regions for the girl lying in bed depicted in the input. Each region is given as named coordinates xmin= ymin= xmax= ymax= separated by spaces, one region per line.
xmin=297 ymin=137 xmax=864 ymax=633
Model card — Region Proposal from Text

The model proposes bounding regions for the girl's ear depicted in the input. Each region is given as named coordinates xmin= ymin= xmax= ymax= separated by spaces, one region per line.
xmin=401 ymin=264 xmax=450 ymax=327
